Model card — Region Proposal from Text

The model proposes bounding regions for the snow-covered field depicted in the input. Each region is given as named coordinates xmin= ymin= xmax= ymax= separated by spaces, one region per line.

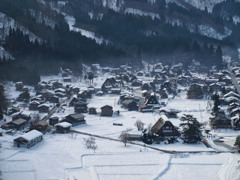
xmin=0 ymin=73 xmax=240 ymax=180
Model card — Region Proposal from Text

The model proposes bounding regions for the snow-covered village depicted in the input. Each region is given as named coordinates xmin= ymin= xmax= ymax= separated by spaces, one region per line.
xmin=0 ymin=60 xmax=240 ymax=180
xmin=1 ymin=0 xmax=240 ymax=179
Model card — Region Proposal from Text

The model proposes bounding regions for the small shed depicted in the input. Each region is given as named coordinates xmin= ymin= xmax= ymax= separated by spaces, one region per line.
xmin=55 ymin=122 xmax=72 ymax=133
xmin=100 ymin=105 xmax=113 ymax=116
xmin=89 ymin=107 xmax=97 ymax=115
xmin=13 ymin=130 xmax=43 ymax=148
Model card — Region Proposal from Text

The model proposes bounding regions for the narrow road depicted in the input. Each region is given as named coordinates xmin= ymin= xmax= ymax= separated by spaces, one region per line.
xmin=71 ymin=129 xmax=237 ymax=154
xmin=41 ymin=95 xmax=74 ymax=121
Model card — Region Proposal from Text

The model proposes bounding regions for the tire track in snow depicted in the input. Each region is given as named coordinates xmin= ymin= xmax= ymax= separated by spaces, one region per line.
xmin=151 ymin=155 xmax=172 ymax=180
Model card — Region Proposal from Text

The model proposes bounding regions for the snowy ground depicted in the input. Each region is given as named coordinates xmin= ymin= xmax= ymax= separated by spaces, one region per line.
xmin=0 ymin=73 xmax=240 ymax=179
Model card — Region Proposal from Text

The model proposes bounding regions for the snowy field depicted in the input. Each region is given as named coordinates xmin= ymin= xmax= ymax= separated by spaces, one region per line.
xmin=0 ymin=73 xmax=240 ymax=179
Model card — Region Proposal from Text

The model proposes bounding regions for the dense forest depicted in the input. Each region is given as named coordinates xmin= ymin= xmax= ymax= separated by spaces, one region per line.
xmin=0 ymin=0 xmax=239 ymax=84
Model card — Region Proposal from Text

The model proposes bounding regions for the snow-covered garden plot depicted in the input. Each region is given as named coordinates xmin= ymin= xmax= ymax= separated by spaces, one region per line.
xmin=1 ymin=131 xmax=238 ymax=180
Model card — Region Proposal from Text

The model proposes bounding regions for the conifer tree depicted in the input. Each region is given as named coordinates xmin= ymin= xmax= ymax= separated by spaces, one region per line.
xmin=180 ymin=114 xmax=202 ymax=143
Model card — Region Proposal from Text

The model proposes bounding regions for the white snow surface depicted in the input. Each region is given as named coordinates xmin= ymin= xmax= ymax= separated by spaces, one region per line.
xmin=198 ymin=25 xmax=232 ymax=40
xmin=63 ymin=13 xmax=105 ymax=44
xmin=124 ymin=8 xmax=160 ymax=20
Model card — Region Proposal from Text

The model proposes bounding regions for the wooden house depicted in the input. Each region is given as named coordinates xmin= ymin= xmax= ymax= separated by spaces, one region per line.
xmin=136 ymin=71 xmax=144 ymax=76
xmin=13 ymin=130 xmax=43 ymax=148
xmin=87 ymin=86 xmax=95 ymax=94
xmin=139 ymin=104 xmax=154 ymax=112
xmin=210 ymin=110 xmax=232 ymax=129
xmin=29 ymin=101 xmax=40 ymax=111
xmin=50 ymin=96 xmax=59 ymax=104
xmin=231 ymin=115 xmax=240 ymax=130
xmin=187 ymin=83 xmax=203 ymax=99
xmin=145 ymin=95 xmax=160 ymax=109
xmin=111 ymin=88 xmax=121 ymax=94
xmin=63 ymin=77 xmax=72 ymax=82
xmin=30 ymin=121 xmax=50 ymax=132
xmin=74 ymin=102 xmax=88 ymax=113
xmin=96 ymin=91 xmax=104 ymax=96
xmin=52 ymin=81 xmax=63 ymax=89
xmin=224 ymin=91 xmax=240 ymax=99
xmin=12 ymin=112 xmax=31 ymax=121
xmin=229 ymin=108 xmax=240 ymax=117
xmin=209 ymin=83 xmax=222 ymax=93
xmin=101 ymin=77 xmax=118 ymax=93
xmin=64 ymin=113 xmax=86 ymax=126
xmin=131 ymin=79 xmax=142 ymax=87
xmin=159 ymin=107 xmax=180 ymax=118
xmin=89 ymin=107 xmax=97 ymax=115
xmin=49 ymin=117 xmax=59 ymax=126
xmin=151 ymin=115 xmax=180 ymax=138
xmin=142 ymin=83 xmax=152 ymax=91
xmin=7 ymin=106 xmax=20 ymax=115
xmin=15 ymin=82 xmax=24 ymax=91
xmin=121 ymin=99 xmax=138 ymax=111
xmin=100 ymin=105 xmax=113 ymax=116
xmin=38 ymin=104 xmax=50 ymax=113
xmin=17 ymin=90 xmax=30 ymax=102
xmin=159 ymin=89 xmax=168 ymax=99
xmin=78 ymin=90 xmax=91 ymax=100
xmin=11 ymin=118 xmax=27 ymax=130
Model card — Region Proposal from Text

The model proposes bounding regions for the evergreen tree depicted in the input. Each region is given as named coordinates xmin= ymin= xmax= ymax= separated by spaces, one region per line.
xmin=234 ymin=135 xmax=240 ymax=150
xmin=180 ymin=114 xmax=202 ymax=143
xmin=215 ymin=45 xmax=223 ymax=69
xmin=212 ymin=93 xmax=220 ymax=114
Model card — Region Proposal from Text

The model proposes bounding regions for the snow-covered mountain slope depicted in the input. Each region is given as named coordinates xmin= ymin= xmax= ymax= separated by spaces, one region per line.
xmin=0 ymin=46 xmax=14 ymax=61
xmin=0 ymin=12 xmax=41 ymax=42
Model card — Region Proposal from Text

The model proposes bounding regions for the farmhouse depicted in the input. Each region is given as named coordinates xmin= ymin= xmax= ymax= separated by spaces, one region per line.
xmin=145 ymin=94 xmax=160 ymax=109
xmin=151 ymin=115 xmax=180 ymax=138
xmin=13 ymin=130 xmax=43 ymax=148
xmin=89 ymin=107 xmax=97 ymax=115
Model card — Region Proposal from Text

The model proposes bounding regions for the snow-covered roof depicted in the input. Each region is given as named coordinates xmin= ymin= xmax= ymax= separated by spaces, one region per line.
xmin=38 ymin=104 xmax=50 ymax=108
xmin=14 ymin=130 xmax=43 ymax=141
xmin=160 ymin=114 xmax=168 ymax=121
xmin=55 ymin=122 xmax=72 ymax=128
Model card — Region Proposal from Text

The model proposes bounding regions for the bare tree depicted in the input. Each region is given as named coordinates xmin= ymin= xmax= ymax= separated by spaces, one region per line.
xmin=119 ymin=130 xmax=130 ymax=146
xmin=134 ymin=120 xmax=144 ymax=131
xmin=84 ymin=137 xmax=97 ymax=152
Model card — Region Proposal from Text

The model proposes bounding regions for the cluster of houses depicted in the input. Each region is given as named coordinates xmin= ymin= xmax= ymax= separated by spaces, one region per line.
xmin=209 ymin=63 xmax=240 ymax=130
xmin=3 ymin=61 xmax=240 ymax=148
